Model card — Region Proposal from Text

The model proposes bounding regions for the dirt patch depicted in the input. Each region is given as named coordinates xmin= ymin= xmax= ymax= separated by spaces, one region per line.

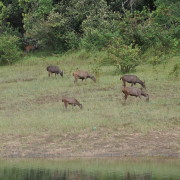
xmin=1 ymin=78 xmax=36 ymax=84
xmin=0 ymin=128 xmax=179 ymax=158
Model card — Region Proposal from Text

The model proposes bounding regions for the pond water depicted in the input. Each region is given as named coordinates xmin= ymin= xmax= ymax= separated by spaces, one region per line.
xmin=0 ymin=157 xmax=179 ymax=180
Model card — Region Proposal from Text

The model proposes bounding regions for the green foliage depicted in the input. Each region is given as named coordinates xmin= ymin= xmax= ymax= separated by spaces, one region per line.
xmin=0 ymin=33 xmax=21 ymax=65
xmin=81 ymin=30 xmax=114 ymax=51
xmin=19 ymin=0 xmax=53 ymax=17
xmin=151 ymin=0 xmax=180 ymax=52
xmin=65 ymin=31 xmax=80 ymax=50
xmin=0 ymin=0 xmax=24 ymax=33
xmin=81 ymin=0 xmax=117 ymax=50
xmin=137 ymin=24 xmax=172 ymax=52
xmin=106 ymin=38 xmax=141 ymax=73
xmin=137 ymin=23 xmax=178 ymax=63
xmin=113 ymin=10 xmax=153 ymax=49
xmin=0 ymin=0 xmax=179 ymax=61
xmin=23 ymin=0 xmax=84 ymax=51
xmin=24 ymin=11 xmax=66 ymax=51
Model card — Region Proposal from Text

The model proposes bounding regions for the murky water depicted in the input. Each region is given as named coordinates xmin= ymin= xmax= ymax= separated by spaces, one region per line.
xmin=0 ymin=157 xmax=179 ymax=180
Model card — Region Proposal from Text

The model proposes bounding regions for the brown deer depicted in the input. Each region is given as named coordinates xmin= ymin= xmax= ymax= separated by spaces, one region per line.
xmin=47 ymin=66 xmax=63 ymax=77
xmin=73 ymin=70 xmax=96 ymax=83
xmin=62 ymin=97 xmax=83 ymax=109
xmin=122 ymin=87 xmax=149 ymax=102
xmin=25 ymin=45 xmax=37 ymax=53
xmin=120 ymin=75 xmax=146 ymax=89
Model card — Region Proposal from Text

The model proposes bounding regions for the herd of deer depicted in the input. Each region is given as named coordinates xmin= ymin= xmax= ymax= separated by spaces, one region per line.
xmin=46 ymin=65 xmax=149 ymax=110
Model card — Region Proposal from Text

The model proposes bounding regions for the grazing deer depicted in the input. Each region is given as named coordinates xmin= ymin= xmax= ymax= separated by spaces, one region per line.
xmin=73 ymin=70 xmax=96 ymax=83
xmin=120 ymin=75 xmax=146 ymax=89
xmin=122 ymin=87 xmax=149 ymax=102
xmin=46 ymin=66 xmax=63 ymax=77
xmin=25 ymin=45 xmax=37 ymax=53
xmin=62 ymin=97 xmax=83 ymax=109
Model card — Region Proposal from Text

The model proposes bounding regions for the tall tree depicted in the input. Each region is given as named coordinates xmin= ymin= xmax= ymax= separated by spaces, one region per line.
xmin=0 ymin=0 xmax=24 ymax=33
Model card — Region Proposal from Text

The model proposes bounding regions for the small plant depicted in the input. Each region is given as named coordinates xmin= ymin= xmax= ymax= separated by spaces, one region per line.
xmin=106 ymin=38 xmax=141 ymax=73
xmin=169 ymin=63 xmax=180 ymax=78
xmin=89 ymin=57 xmax=102 ymax=78
xmin=91 ymin=65 xmax=101 ymax=78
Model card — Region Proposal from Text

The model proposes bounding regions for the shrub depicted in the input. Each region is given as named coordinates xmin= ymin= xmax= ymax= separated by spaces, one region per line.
xmin=0 ymin=33 xmax=21 ymax=65
xmin=106 ymin=38 xmax=141 ymax=73
xmin=169 ymin=63 xmax=180 ymax=78
xmin=65 ymin=31 xmax=80 ymax=50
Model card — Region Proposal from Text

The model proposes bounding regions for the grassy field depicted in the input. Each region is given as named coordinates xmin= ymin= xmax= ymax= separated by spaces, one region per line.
xmin=0 ymin=52 xmax=179 ymax=157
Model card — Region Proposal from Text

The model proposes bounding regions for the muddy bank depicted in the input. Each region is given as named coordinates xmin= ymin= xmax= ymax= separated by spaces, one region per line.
xmin=0 ymin=129 xmax=180 ymax=158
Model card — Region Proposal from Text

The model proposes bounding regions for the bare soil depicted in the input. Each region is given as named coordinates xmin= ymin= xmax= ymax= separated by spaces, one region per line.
xmin=0 ymin=128 xmax=179 ymax=158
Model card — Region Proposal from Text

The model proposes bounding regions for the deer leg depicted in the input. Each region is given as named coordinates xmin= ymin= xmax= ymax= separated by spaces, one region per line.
xmin=124 ymin=94 xmax=128 ymax=101
xmin=123 ymin=80 xmax=126 ymax=87
xmin=146 ymin=95 xmax=149 ymax=102
xmin=131 ymin=83 xmax=133 ymax=86
xmin=64 ymin=102 xmax=68 ymax=109
xmin=123 ymin=94 xmax=128 ymax=104
xmin=48 ymin=72 xmax=51 ymax=77
xmin=74 ymin=77 xmax=78 ymax=83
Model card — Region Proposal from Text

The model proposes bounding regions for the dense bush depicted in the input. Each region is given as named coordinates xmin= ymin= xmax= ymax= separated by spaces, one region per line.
xmin=80 ymin=30 xmax=114 ymax=51
xmin=0 ymin=33 xmax=21 ymax=65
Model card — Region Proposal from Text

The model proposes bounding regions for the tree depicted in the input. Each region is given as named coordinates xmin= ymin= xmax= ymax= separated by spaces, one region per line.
xmin=0 ymin=0 xmax=24 ymax=33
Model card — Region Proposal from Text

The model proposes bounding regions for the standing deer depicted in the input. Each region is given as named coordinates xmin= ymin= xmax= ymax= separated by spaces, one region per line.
xmin=120 ymin=75 xmax=146 ymax=89
xmin=46 ymin=66 xmax=63 ymax=77
xmin=25 ymin=45 xmax=37 ymax=53
xmin=73 ymin=70 xmax=96 ymax=83
xmin=62 ymin=97 xmax=83 ymax=109
xmin=122 ymin=86 xmax=149 ymax=102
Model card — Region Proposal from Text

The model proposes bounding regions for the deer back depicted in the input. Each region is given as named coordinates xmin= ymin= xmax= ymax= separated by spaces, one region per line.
xmin=25 ymin=45 xmax=36 ymax=53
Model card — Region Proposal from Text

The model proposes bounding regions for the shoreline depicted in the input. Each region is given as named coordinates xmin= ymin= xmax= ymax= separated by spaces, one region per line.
xmin=2 ymin=153 xmax=180 ymax=159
